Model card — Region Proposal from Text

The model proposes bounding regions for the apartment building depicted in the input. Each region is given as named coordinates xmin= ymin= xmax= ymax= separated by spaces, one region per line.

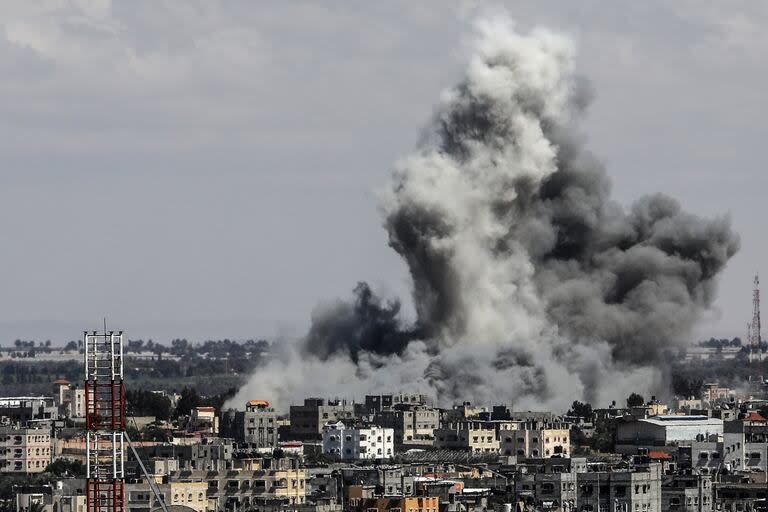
xmin=433 ymin=421 xmax=499 ymax=453
xmin=375 ymin=405 xmax=439 ymax=450
xmin=363 ymin=393 xmax=434 ymax=414
xmin=290 ymin=398 xmax=357 ymax=441
xmin=0 ymin=427 xmax=52 ymax=474
xmin=14 ymin=481 xmax=87 ymax=512
xmin=662 ymin=473 xmax=714 ymax=512
xmin=53 ymin=380 xmax=85 ymax=419
xmin=352 ymin=496 xmax=439 ymax=512
xmin=513 ymin=460 xmax=662 ymax=512
xmin=500 ymin=419 xmax=570 ymax=458
xmin=0 ymin=397 xmax=57 ymax=425
xmin=322 ymin=421 xmax=394 ymax=460
xmin=126 ymin=480 xmax=208 ymax=512
xmin=221 ymin=400 xmax=278 ymax=448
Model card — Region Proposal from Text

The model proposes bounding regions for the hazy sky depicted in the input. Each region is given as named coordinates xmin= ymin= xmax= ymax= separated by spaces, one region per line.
xmin=0 ymin=1 xmax=765 ymax=345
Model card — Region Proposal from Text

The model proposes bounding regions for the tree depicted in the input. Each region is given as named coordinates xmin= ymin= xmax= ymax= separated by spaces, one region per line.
xmin=174 ymin=387 xmax=201 ymax=418
xmin=567 ymin=400 xmax=593 ymax=420
xmin=45 ymin=458 xmax=86 ymax=477
xmin=64 ymin=341 xmax=78 ymax=351
xmin=626 ymin=393 xmax=645 ymax=408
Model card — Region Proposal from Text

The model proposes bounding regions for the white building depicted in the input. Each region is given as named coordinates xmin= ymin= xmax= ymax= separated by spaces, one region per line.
xmin=616 ymin=416 xmax=723 ymax=453
xmin=322 ymin=421 xmax=394 ymax=460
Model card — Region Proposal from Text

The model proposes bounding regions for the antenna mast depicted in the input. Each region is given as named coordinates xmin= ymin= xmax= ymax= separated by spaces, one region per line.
xmin=84 ymin=329 xmax=125 ymax=512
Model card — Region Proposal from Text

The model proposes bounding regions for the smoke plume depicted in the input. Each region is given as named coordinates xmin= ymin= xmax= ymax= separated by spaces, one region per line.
xmin=228 ymin=18 xmax=739 ymax=412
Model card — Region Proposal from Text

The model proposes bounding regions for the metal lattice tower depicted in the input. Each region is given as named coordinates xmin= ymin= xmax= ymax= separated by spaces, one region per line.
xmin=84 ymin=330 xmax=125 ymax=512
xmin=751 ymin=275 xmax=762 ymax=349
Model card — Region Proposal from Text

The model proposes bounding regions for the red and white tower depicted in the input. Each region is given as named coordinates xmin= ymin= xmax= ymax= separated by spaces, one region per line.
xmin=750 ymin=275 xmax=761 ymax=349
xmin=84 ymin=330 xmax=125 ymax=512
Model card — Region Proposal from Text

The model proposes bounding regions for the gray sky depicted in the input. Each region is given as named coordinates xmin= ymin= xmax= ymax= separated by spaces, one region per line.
xmin=0 ymin=1 xmax=765 ymax=345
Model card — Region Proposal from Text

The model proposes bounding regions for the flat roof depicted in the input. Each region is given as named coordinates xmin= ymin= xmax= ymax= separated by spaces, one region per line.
xmin=640 ymin=416 xmax=723 ymax=426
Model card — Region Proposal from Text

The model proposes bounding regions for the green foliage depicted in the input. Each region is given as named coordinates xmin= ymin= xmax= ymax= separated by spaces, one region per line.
xmin=126 ymin=389 xmax=173 ymax=421
xmin=626 ymin=392 xmax=645 ymax=408
xmin=45 ymin=458 xmax=85 ymax=477
xmin=567 ymin=400 xmax=593 ymax=419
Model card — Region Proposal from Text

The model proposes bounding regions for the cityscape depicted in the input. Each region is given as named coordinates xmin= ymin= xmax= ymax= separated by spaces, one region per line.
xmin=1 ymin=3 xmax=766 ymax=512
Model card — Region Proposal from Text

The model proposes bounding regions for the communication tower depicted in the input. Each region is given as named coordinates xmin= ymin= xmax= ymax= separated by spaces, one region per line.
xmin=84 ymin=330 xmax=125 ymax=512
xmin=751 ymin=275 xmax=762 ymax=348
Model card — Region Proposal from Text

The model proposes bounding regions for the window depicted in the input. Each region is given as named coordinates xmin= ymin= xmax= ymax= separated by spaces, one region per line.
xmin=541 ymin=483 xmax=555 ymax=495
xmin=751 ymin=452 xmax=762 ymax=459
xmin=699 ymin=453 xmax=709 ymax=460
xmin=615 ymin=486 xmax=627 ymax=497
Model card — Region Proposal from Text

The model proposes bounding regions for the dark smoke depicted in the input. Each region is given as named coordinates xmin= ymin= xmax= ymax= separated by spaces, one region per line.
xmin=230 ymin=18 xmax=739 ymax=411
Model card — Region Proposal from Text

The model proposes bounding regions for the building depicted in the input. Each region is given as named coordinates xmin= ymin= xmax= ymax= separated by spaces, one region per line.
xmin=616 ymin=416 xmax=724 ymax=453
xmin=352 ymin=496 xmax=439 ymax=512
xmin=164 ymin=457 xmax=307 ymax=510
xmin=500 ymin=419 xmax=570 ymax=458
xmin=289 ymin=398 xmax=357 ymax=441
xmin=242 ymin=400 xmax=278 ymax=448
xmin=53 ymin=381 xmax=86 ymax=420
xmin=128 ymin=437 xmax=234 ymax=473
xmin=188 ymin=406 xmax=218 ymax=434
xmin=0 ymin=397 xmax=58 ymax=426
xmin=442 ymin=402 xmax=487 ymax=422
xmin=701 ymin=383 xmax=733 ymax=403
xmin=220 ymin=400 xmax=278 ymax=448
xmin=513 ymin=460 xmax=662 ymax=512
xmin=662 ymin=473 xmax=714 ymax=512
xmin=433 ymin=421 xmax=499 ymax=454
xmin=322 ymin=421 xmax=394 ymax=460
xmin=374 ymin=405 xmax=439 ymax=450
xmin=13 ymin=481 xmax=87 ymax=512
xmin=363 ymin=393 xmax=434 ymax=414
xmin=126 ymin=480 xmax=208 ymax=512
xmin=722 ymin=413 xmax=768 ymax=472
xmin=0 ymin=427 xmax=52 ymax=474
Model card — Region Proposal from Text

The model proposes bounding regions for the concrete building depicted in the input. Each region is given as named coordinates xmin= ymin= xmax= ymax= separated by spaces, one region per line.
xmin=701 ymin=383 xmax=733 ymax=403
xmin=0 ymin=427 xmax=52 ymax=474
xmin=513 ymin=460 xmax=662 ymax=512
xmin=289 ymin=398 xmax=357 ymax=441
xmin=189 ymin=406 xmax=218 ymax=434
xmin=374 ymin=405 xmax=439 ymax=450
xmin=173 ymin=457 xmax=306 ymax=510
xmin=442 ymin=402 xmax=487 ymax=422
xmin=126 ymin=480 xmax=208 ymax=512
xmin=0 ymin=397 xmax=57 ymax=426
xmin=722 ymin=413 xmax=768 ymax=473
xmin=128 ymin=437 xmax=234 ymax=473
xmin=363 ymin=393 xmax=434 ymax=414
xmin=13 ymin=481 xmax=87 ymax=512
xmin=616 ymin=416 xmax=723 ymax=453
xmin=220 ymin=400 xmax=278 ymax=448
xmin=351 ymin=496 xmax=439 ymax=512
xmin=322 ymin=421 xmax=394 ymax=460
xmin=433 ymin=421 xmax=499 ymax=454
xmin=500 ymin=419 xmax=570 ymax=458
xmin=662 ymin=473 xmax=714 ymax=512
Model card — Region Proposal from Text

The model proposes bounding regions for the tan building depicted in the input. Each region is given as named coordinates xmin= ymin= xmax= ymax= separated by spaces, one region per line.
xmin=14 ymin=481 xmax=87 ymax=512
xmin=53 ymin=380 xmax=86 ymax=419
xmin=353 ymin=496 xmax=439 ymax=512
xmin=500 ymin=419 xmax=570 ymax=458
xmin=434 ymin=421 xmax=499 ymax=453
xmin=702 ymin=383 xmax=732 ymax=403
xmin=0 ymin=427 xmax=52 ymax=474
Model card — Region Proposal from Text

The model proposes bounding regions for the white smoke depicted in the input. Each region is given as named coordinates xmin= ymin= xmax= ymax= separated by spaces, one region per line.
xmin=227 ymin=18 xmax=737 ymax=412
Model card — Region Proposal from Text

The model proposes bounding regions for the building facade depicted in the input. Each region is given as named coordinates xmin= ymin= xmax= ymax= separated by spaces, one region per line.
xmin=322 ymin=422 xmax=394 ymax=460
xmin=290 ymin=398 xmax=357 ymax=441
xmin=0 ymin=427 xmax=52 ymax=474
